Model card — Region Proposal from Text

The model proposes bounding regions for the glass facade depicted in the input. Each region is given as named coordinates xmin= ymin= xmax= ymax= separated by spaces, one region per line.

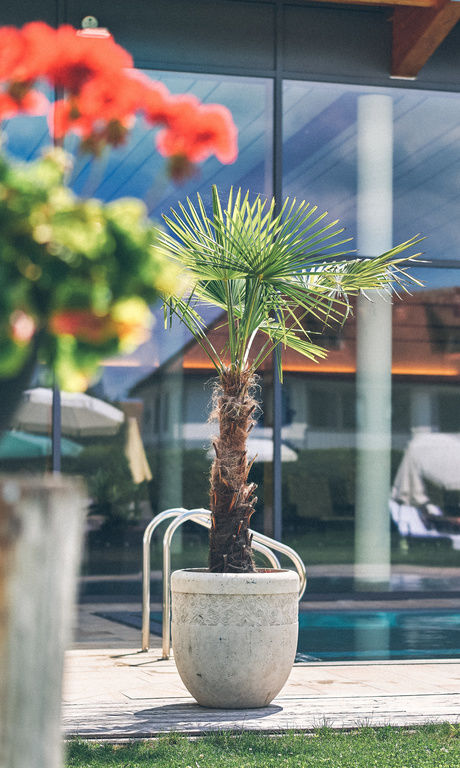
xmin=67 ymin=71 xmax=273 ymax=213
xmin=282 ymin=79 xmax=460 ymax=639
xmin=283 ymin=80 xmax=460 ymax=263
xmin=2 ymin=56 xmax=460 ymax=659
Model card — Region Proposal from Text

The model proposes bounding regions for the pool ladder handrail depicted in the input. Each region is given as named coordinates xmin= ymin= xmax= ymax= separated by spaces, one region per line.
xmin=142 ymin=507 xmax=307 ymax=658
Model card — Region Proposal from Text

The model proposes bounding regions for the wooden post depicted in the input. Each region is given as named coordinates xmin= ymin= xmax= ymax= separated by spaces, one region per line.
xmin=0 ymin=475 xmax=85 ymax=768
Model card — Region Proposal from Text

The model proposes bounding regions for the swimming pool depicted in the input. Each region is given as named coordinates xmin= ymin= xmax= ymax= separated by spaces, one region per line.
xmin=96 ymin=607 xmax=460 ymax=662
xmin=296 ymin=609 xmax=460 ymax=661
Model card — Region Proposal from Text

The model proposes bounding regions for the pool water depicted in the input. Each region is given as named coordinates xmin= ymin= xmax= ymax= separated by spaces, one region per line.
xmin=296 ymin=609 xmax=460 ymax=661
xmin=97 ymin=608 xmax=460 ymax=662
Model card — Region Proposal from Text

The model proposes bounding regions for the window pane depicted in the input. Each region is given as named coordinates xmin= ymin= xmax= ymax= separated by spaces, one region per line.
xmin=53 ymin=73 xmax=274 ymax=638
xmin=283 ymin=80 xmax=460 ymax=262
xmin=68 ymin=71 xmax=273 ymax=216
xmin=282 ymin=71 xmax=460 ymax=658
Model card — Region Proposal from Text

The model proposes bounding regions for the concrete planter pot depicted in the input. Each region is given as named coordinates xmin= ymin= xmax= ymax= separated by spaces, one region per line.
xmin=0 ymin=475 xmax=85 ymax=768
xmin=171 ymin=568 xmax=299 ymax=708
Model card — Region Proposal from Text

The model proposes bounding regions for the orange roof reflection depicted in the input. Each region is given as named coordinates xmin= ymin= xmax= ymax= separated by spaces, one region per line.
xmin=180 ymin=286 xmax=460 ymax=379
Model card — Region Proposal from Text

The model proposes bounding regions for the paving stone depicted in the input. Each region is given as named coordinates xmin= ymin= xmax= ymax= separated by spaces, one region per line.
xmin=62 ymin=651 xmax=460 ymax=737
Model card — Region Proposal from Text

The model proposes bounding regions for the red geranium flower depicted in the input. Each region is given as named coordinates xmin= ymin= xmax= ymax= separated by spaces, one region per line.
xmin=49 ymin=309 xmax=115 ymax=344
xmin=0 ymin=87 xmax=48 ymax=120
xmin=49 ymin=303 xmax=150 ymax=347
xmin=52 ymin=69 xmax=178 ymax=149
xmin=52 ymin=88 xmax=135 ymax=151
xmin=155 ymin=95 xmax=203 ymax=159
xmin=51 ymin=99 xmax=86 ymax=140
xmin=52 ymin=97 xmax=131 ymax=153
xmin=131 ymin=72 xmax=173 ymax=126
xmin=0 ymin=23 xmax=57 ymax=85
xmin=76 ymin=73 xmax=143 ymax=124
xmin=48 ymin=25 xmax=133 ymax=94
xmin=190 ymin=103 xmax=238 ymax=163
xmin=0 ymin=22 xmax=238 ymax=164
xmin=20 ymin=22 xmax=60 ymax=81
xmin=156 ymin=96 xmax=238 ymax=165
xmin=0 ymin=26 xmax=25 ymax=82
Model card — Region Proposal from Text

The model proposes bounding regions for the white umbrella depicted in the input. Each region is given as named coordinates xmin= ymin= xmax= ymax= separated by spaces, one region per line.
xmin=12 ymin=388 xmax=125 ymax=438
xmin=207 ymin=437 xmax=297 ymax=463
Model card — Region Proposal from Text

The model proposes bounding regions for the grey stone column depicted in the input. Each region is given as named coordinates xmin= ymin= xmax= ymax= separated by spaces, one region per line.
xmin=0 ymin=476 xmax=85 ymax=768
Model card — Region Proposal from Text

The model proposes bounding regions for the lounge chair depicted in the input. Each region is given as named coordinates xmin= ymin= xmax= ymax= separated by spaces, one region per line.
xmin=389 ymin=498 xmax=460 ymax=550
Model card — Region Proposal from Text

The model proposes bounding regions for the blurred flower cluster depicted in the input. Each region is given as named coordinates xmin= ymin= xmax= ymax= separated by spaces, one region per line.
xmin=0 ymin=22 xmax=237 ymax=391
xmin=0 ymin=22 xmax=237 ymax=164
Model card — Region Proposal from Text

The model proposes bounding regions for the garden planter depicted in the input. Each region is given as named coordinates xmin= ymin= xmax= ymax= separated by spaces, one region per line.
xmin=171 ymin=568 xmax=299 ymax=708
xmin=0 ymin=475 xmax=85 ymax=768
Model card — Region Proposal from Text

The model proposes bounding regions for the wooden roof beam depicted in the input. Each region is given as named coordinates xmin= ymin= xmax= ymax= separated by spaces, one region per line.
xmin=312 ymin=0 xmax=436 ymax=6
xmin=392 ymin=0 xmax=460 ymax=78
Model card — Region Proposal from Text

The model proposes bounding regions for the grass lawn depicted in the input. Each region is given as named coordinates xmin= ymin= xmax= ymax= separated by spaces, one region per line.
xmin=82 ymin=525 xmax=460 ymax=578
xmin=66 ymin=725 xmax=460 ymax=767
xmin=162 ymin=529 xmax=460 ymax=572
xmin=284 ymin=530 xmax=460 ymax=569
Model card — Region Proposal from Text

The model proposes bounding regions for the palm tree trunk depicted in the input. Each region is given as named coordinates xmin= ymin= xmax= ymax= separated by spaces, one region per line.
xmin=208 ymin=367 xmax=258 ymax=572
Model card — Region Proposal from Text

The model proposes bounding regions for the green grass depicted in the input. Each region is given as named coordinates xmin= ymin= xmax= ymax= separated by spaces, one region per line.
xmin=66 ymin=725 xmax=460 ymax=767
xmin=82 ymin=525 xmax=460 ymax=579
xmin=284 ymin=530 xmax=460 ymax=569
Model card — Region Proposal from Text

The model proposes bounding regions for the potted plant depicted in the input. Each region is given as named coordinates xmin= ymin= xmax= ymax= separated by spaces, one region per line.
xmin=159 ymin=186 xmax=421 ymax=708
xmin=0 ymin=22 xmax=236 ymax=767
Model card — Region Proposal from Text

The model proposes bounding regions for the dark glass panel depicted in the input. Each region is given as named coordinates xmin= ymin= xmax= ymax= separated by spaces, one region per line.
xmin=283 ymin=80 xmax=460 ymax=263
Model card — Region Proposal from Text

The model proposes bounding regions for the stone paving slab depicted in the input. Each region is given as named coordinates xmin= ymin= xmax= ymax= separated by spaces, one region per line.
xmin=62 ymin=694 xmax=460 ymax=738
xmin=62 ymin=651 xmax=460 ymax=738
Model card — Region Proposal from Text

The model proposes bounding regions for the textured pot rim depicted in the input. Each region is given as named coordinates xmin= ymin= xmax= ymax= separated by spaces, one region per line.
xmin=171 ymin=567 xmax=299 ymax=595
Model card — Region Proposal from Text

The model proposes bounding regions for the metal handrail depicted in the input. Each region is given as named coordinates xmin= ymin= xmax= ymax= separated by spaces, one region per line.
xmin=160 ymin=510 xmax=283 ymax=659
xmin=142 ymin=507 xmax=307 ymax=657
xmin=142 ymin=507 xmax=282 ymax=654
xmin=142 ymin=507 xmax=279 ymax=653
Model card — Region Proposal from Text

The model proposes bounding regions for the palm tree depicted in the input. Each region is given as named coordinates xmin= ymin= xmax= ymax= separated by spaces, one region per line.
xmin=160 ymin=186 xmax=421 ymax=573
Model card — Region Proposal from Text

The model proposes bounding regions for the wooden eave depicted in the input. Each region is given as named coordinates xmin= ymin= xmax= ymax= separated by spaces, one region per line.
xmin=305 ymin=0 xmax=460 ymax=78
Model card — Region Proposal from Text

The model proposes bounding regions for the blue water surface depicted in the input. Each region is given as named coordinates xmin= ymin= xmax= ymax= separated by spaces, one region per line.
xmin=96 ymin=607 xmax=460 ymax=662
xmin=296 ymin=609 xmax=460 ymax=661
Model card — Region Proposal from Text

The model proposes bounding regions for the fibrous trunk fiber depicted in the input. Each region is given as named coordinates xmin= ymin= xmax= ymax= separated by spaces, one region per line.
xmin=209 ymin=367 xmax=258 ymax=572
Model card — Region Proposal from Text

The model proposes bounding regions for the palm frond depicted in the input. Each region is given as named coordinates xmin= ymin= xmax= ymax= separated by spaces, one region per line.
xmin=159 ymin=186 xmax=423 ymax=376
xmin=164 ymin=294 xmax=224 ymax=373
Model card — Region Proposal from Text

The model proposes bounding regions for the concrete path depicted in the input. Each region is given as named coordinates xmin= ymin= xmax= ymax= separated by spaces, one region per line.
xmin=62 ymin=649 xmax=460 ymax=737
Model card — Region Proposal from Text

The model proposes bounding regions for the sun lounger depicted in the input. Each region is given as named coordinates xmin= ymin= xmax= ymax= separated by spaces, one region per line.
xmin=389 ymin=499 xmax=460 ymax=550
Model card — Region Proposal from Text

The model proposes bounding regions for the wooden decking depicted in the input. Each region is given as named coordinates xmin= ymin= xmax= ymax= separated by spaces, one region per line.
xmin=62 ymin=650 xmax=460 ymax=738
